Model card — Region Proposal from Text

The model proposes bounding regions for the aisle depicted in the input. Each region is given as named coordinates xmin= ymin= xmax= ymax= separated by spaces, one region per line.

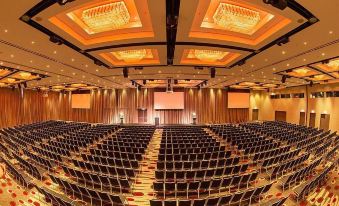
xmin=126 ymin=129 xmax=162 ymax=206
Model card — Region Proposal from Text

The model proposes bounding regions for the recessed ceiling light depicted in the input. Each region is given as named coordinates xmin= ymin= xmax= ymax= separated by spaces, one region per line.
xmin=272 ymin=68 xmax=276 ymax=71
xmin=286 ymin=63 xmax=290 ymax=66
xmin=251 ymin=64 xmax=254 ymax=67
xmin=282 ymin=51 xmax=286 ymax=55
xmin=321 ymin=53 xmax=325 ymax=56
xmin=96 ymin=69 xmax=99 ymax=72
xmin=85 ymin=64 xmax=88 ymax=67
xmin=60 ymin=69 xmax=64 ymax=72
xmin=265 ymin=59 xmax=268 ymax=62
xmin=53 ymin=51 xmax=57 ymax=54
xmin=303 ymin=42 xmax=307 ymax=45
xmin=329 ymin=31 xmax=333 ymax=34
xmin=71 ymin=58 xmax=75 ymax=62
xmin=10 ymin=54 xmax=14 ymax=58
xmin=46 ymin=65 xmax=50 ymax=68
xmin=72 ymin=72 xmax=76 ymax=75
xmin=303 ymin=58 xmax=306 ymax=61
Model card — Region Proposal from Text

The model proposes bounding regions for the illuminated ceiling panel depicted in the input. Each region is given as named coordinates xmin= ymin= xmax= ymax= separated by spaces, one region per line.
xmin=230 ymin=85 xmax=248 ymax=89
xmin=315 ymin=59 xmax=339 ymax=72
xmin=49 ymin=0 xmax=154 ymax=45
xmin=239 ymin=81 xmax=257 ymax=86
xmin=306 ymin=74 xmax=333 ymax=82
xmin=0 ymin=69 xmax=12 ymax=77
xmin=189 ymin=0 xmax=291 ymax=45
xmin=331 ymin=72 xmax=339 ymax=78
xmin=100 ymin=49 xmax=160 ymax=66
xmin=286 ymin=67 xmax=320 ymax=77
xmin=180 ymin=49 xmax=240 ymax=66
xmin=0 ymin=78 xmax=24 ymax=84
xmin=11 ymin=72 xmax=40 ymax=80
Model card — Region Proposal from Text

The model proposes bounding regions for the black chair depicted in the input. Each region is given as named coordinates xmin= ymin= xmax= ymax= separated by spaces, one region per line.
xmin=193 ymin=199 xmax=205 ymax=206
xmin=164 ymin=200 xmax=177 ymax=206
xmin=206 ymin=197 xmax=219 ymax=206
xmin=178 ymin=200 xmax=191 ymax=206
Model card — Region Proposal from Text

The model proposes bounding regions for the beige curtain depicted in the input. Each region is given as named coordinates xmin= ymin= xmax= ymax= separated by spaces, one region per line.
xmin=0 ymin=87 xmax=249 ymax=128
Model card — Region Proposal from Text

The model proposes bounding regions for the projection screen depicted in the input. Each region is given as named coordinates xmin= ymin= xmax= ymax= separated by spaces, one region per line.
xmin=154 ymin=92 xmax=184 ymax=109
xmin=228 ymin=92 xmax=250 ymax=108
xmin=71 ymin=94 xmax=91 ymax=109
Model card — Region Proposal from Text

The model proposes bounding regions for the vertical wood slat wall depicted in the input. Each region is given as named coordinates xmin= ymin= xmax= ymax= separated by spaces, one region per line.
xmin=0 ymin=88 xmax=249 ymax=128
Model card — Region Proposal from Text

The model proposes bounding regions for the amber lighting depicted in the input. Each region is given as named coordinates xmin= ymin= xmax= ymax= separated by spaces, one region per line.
xmin=193 ymin=49 xmax=228 ymax=62
xmin=181 ymin=49 xmax=240 ymax=66
xmin=0 ymin=69 xmax=11 ymax=76
xmin=230 ymin=85 xmax=248 ymax=89
xmin=100 ymin=49 xmax=160 ymax=66
xmin=0 ymin=82 xmax=7 ymax=87
xmin=212 ymin=3 xmax=261 ymax=35
xmin=65 ymin=87 xmax=78 ymax=91
xmin=40 ymin=87 xmax=49 ymax=91
xmin=287 ymin=67 xmax=318 ymax=77
xmin=19 ymin=72 xmax=32 ymax=79
xmin=85 ymin=86 xmax=99 ymax=89
xmin=71 ymin=83 xmax=87 ymax=87
xmin=262 ymin=83 xmax=277 ymax=87
xmin=309 ymin=74 xmax=332 ymax=81
xmin=52 ymin=85 xmax=65 ymax=89
xmin=6 ymin=78 xmax=16 ymax=83
xmin=190 ymin=0 xmax=291 ymax=45
xmin=81 ymin=1 xmax=131 ymax=34
xmin=239 ymin=82 xmax=257 ymax=86
xmin=251 ymin=86 xmax=266 ymax=90
xmin=112 ymin=49 xmax=148 ymax=63
xmin=316 ymin=59 xmax=339 ymax=72
xmin=49 ymin=0 xmax=154 ymax=45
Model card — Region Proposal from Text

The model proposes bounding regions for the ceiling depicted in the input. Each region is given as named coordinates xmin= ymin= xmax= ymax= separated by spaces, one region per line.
xmin=0 ymin=0 xmax=338 ymax=91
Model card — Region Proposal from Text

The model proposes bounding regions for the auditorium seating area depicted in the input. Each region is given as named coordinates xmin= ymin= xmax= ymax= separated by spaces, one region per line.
xmin=0 ymin=120 xmax=337 ymax=206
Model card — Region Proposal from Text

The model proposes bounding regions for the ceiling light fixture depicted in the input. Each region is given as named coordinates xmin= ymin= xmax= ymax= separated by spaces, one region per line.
xmin=113 ymin=49 xmax=147 ymax=63
xmin=81 ymin=1 xmax=130 ymax=33
xmin=194 ymin=50 xmax=228 ymax=62
xmin=212 ymin=3 xmax=261 ymax=35
xmin=263 ymin=0 xmax=288 ymax=10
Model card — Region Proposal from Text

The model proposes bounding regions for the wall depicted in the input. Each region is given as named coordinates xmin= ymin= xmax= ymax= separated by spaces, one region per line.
xmin=250 ymin=83 xmax=339 ymax=132
xmin=0 ymin=88 xmax=249 ymax=128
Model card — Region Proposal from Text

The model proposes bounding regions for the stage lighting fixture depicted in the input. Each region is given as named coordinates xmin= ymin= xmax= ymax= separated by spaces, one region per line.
xmin=49 ymin=35 xmax=64 ymax=45
xmin=210 ymin=67 xmax=216 ymax=78
xmin=263 ymin=0 xmax=288 ymax=10
xmin=281 ymin=75 xmax=287 ymax=83
xmin=135 ymin=67 xmax=143 ymax=70
xmin=310 ymin=81 xmax=313 ymax=87
xmin=131 ymin=81 xmax=135 ymax=86
xmin=18 ymin=84 xmax=21 ymax=89
xmin=137 ymin=85 xmax=141 ymax=91
xmin=174 ymin=79 xmax=178 ymax=84
xmin=94 ymin=60 xmax=104 ymax=66
xmin=321 ymin=59 xmax=330 ymax=64
xmin=237 ymin=60 xmax=246 ymax=66
xmin=143 ymin=80 xmax=147 ymax=85
xmin=23 ymin=82 xmax=27 ymax=88
xmin=276 ymin=36 xmax=289 ymax=46
xmin=57 ymin=0 xmax=75 ymax=6
xmin=123 ymin=67 xmax=128 ymax=78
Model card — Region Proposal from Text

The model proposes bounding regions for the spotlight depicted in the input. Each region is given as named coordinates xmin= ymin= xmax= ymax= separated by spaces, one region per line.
xmin=131 ymin=81 xmax=135 ymax=86
xmin=18 ymin=84 xmax=22 ymax=89
xmin=49 ymin=35 xmax=64 ymax=45
xmin=123 ymin=67 xmax=128 ymax=78
xmin=210 ymin=67 xmax=216 ymax=78
xmin=321 ymin=59 xmax=330 ymax=64
xmin=137 ymin=85 xmax=142 ymax=91
xmin=94 ymin=60 xmax=104 ymax=66
xmin=143 ymin=80 xmax=147 ymax=85
xmin=237 ymin=60 xmax=246 ymax=66
xmin=56 ymin=0 xmax=75 ymax=6
xmin=281 ymin=75 xmax=287 ymax=83
xmin=23 ymin=82 xmax=27 ymax=88
xmin=263 ymin=0 xmax=288 ymax=10
xmin=310 ymin=81 xmax=313 ymax=87
xmin=174 ymin=79 xmax=178 ymax=84
xmin=276 ymin=36 xmax=289 ymax=46
xmin=135 ymin=66 xmax=143 ymax=70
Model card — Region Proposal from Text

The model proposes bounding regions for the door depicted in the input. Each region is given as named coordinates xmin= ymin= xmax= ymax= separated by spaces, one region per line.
xmin=299 ymin=112 xmax=306 ymax=125
xmin=252 ymin=109 xmax=259 ymax=121
xmin=319 ymin=114 xmax=330 ymax=131
xmin=275 ymin=111 xmax=286 ymax=122
xmin=309 ymin=112 xmax=316 ymax=128
xmin=138 ymin=109 xmax=147 ymax=123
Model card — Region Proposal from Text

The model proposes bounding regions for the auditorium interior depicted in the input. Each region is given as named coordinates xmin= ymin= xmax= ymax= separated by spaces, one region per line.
xmin=0 ymin=0 xmax=338 ymax=206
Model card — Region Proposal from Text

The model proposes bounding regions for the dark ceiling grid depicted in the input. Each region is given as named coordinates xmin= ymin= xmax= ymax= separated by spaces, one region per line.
xmin=19 ymin=0 xmax=320 ymax=89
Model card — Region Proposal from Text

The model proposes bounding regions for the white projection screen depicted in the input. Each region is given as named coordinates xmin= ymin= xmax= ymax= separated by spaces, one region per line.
xmin=228 ymin=93 xmax=250 ymax=108
xmin=154 ymin=92 xmax=184 ymax=109
xmin=72 ymin=94 xmax=91 ymax=109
